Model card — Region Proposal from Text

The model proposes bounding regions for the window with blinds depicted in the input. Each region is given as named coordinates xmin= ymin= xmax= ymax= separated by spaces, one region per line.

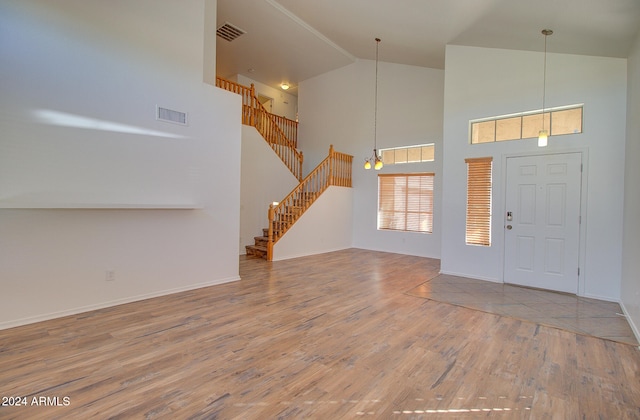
xmin=378 ymin=173 xmax=434 ymax=233
xmin=465 ymin=157 xmax=492 ymax=246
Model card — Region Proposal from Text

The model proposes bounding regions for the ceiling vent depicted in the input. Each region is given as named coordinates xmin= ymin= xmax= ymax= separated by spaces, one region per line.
xmin=216 ymin=22 xmax=246 ymax=42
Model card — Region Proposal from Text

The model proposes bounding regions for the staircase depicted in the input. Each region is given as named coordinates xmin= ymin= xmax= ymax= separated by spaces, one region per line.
xmin=266 ymin=145 xmax=352 ymax=260
xmin=245 ymin=191 xmax=318 ymax=259
xmin=245 ymin=228 xmax=269 ymax=259
xmin=216 ymin=77 xmax=303 ymax=181
xmin=216 ymin=77 xmax=353 ymax=261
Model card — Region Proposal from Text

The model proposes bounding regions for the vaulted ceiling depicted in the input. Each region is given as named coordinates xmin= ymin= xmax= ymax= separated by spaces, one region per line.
xmin=216 ymin=0 xmax=640 ymax=95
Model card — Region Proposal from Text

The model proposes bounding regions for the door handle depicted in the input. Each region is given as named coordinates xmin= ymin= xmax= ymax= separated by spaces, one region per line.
xmin=506 ymin=225 xmax=512 ymax=230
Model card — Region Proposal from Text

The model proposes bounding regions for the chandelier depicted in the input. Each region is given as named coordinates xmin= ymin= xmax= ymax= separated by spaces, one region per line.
xmin=364 ymin=37 xmax=383 ymax=170
xmin=538 ymin=29 xmax=553 ymax=147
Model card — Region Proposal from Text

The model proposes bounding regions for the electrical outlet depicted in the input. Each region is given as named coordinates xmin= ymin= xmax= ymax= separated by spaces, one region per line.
xmin=106 ymin=270 xmax=115 ymax=281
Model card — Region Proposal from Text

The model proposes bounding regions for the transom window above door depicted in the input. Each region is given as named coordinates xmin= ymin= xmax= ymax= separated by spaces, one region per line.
xmin=470 ymin=105 xmax=583 ymax=144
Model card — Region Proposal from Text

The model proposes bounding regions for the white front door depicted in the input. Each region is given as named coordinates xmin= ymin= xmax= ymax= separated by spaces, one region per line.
xmin=504 ymin=153 xmax=582 ymax=293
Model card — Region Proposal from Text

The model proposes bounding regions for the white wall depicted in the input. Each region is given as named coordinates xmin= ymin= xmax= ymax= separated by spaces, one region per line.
xmin=0 ymin=0 xmax=225 ymax=208
xmin=240 ymin=125 xmax=299 ymax=254
xmin=441 ymin=45 xmax=627 ymax=301
xmin=0 ymin=0 xmax=242 ymax=328
xmin=237 ymin=75 xmax=298 ymax=121
xmin=621 ymin=30 xmax=640 ymax=338
xmin=0 ymin=208 xmax=240 ymax=328
xmin=298 ymin=60 xmax=444 ymax=258
xmin=273 ymin=186 xmax=353 ymax=261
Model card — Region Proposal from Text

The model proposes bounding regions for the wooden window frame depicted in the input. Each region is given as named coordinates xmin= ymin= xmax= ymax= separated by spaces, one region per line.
xmin=378 ymin=173 xmax=434 ymax=234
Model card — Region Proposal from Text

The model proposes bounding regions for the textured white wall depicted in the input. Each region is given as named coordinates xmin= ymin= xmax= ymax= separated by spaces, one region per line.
xmin=0 ymin=208 xmax=239 ymax=328
xmin=0 ymin=0 xmax=225 ymax=208
xmin=621 ymin=30 xmax=640 ymax=338
xmin=298 ymin=60 xmax=444 ymax=258
xmin=0 ymin=0 xmax=242 ymax=329
xmin=273 ymin=187 xmax=353 ymax=261
xmin=441 ymin=45 xmax=627 ymax=301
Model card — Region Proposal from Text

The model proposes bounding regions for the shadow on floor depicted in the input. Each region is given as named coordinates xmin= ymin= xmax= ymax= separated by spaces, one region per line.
xmin=406 ymin=274 xmax=638 ymax=346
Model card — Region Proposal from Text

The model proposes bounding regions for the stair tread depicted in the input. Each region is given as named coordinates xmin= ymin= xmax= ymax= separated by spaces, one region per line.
xmin=245 ymin=243 xmax=267 ymax=260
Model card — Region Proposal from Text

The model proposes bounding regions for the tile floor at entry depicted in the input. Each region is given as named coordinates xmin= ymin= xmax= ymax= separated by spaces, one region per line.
xmin=407 ymin=274 xmax=639 ymax=346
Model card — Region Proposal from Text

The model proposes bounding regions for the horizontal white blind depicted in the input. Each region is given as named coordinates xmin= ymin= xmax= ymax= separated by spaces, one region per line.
xmin=465 ymin=157 xmax=492 ymax=246
xmin=378 ymin=173 xmax=434 ymax=233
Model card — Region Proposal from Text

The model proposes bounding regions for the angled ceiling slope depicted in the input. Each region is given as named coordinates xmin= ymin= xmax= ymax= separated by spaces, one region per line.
xmin=216 ymin=0 xmax=640 ymax=95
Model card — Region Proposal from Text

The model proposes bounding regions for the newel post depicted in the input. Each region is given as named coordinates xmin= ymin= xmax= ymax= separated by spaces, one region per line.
xmin=250 ymin=83 xmax=256 ymax=127
xmin=267 ymin=203 xmax=275 ymax=261
xmin=299 ymin=151 xmax=304 ymax=182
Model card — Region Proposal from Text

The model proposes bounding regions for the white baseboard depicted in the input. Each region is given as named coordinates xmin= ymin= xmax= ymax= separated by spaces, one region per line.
xmin=580 ymin=292 xmax=619 ymax=302
xmin=619 ymin=301 xmax=640 ymax=346
xmin=0 ymin=276 xmax=240 ymax=331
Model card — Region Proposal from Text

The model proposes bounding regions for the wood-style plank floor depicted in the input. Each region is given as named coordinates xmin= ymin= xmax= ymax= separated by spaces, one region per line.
xmin=1 ymin=249 xmax=639 ymax=419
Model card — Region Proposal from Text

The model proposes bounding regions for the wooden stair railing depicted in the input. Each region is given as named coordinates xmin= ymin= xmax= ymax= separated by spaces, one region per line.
xmin=270 ymin=114 xmax=298 ymax=148
xmin=216 ymin=77 xmax=303 ymax=181
xmin=266 ymin=145 xmax=353 ymax=261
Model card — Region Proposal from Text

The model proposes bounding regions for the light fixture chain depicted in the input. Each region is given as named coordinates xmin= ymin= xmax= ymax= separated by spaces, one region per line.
xmin=364 ymin=37 xmax=384 ymax=169
xmin=542 ymin=32 xmax=547 ymax=131
xmin=537 ymin=29 xmax=552 ymax=148
xmin=374 ymin=37 xmax=380 ymax=151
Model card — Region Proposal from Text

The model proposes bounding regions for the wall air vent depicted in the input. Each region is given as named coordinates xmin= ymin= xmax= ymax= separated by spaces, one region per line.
xmin=157 ymin=106 xmax=187 ymax=126
xmin=216 ymin=22 xmax=246 ymax=42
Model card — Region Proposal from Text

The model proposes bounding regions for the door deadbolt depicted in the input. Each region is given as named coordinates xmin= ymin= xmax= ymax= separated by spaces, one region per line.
xmin=506 ymin=225 xmax=512 ymax=230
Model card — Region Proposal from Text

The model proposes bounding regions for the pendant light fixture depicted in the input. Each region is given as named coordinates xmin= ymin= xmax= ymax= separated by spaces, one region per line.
xmin=538 ymin=29 xmax=553 ymax=147
xmin=364 ymin=37 xmax=383 ymax=170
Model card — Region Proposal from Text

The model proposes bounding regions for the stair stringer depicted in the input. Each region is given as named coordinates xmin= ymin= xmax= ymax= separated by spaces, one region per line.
xmin=240 ymin=125 xmax=298 ymax=255
xmin=271 ymin=186 xmax=353 ymax=261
